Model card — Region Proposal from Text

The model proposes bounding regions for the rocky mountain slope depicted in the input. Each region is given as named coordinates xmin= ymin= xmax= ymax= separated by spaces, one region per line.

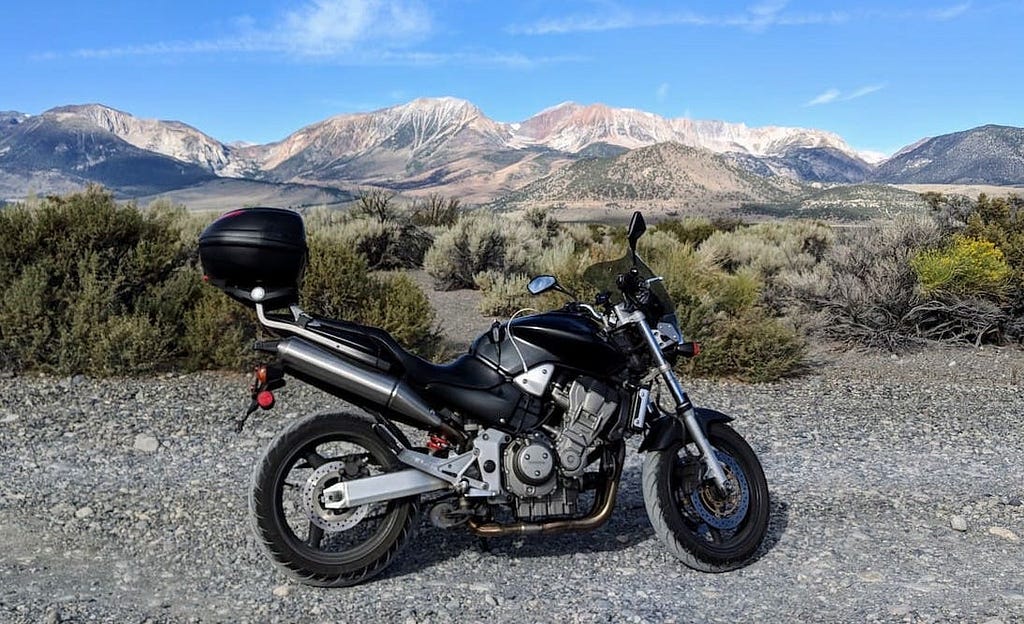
xmin=872 ymin=125 xmax=1024 ymax=185
xmin=512 ymin=101 xmax=862 ymax=159
xmin=1 ymin=98 xmax=1021 ymax=207
xmin=0 ymin=108 xmax=215 ymax=197
xmin=47 ymin=104 xmax=232 ymax=172
xmin=496 ymin=142 xmax=801 ymax=211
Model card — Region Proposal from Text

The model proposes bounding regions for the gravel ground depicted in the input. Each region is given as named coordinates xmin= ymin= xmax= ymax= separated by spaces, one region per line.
xmin=1 ymin=344 xmax=1023 ymax=623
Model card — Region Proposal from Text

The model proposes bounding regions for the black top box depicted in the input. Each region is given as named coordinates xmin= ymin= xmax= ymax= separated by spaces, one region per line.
xmin=199 ymin=207 xmax=307 ymax=304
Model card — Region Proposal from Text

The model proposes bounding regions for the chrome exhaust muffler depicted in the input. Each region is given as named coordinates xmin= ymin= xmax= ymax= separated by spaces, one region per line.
xmin=271 ymin=337 xmax=445 ymax=432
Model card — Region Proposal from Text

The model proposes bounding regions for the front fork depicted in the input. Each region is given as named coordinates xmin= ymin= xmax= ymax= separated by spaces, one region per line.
xmin=634 ymin=316 xmax=731 ymax=493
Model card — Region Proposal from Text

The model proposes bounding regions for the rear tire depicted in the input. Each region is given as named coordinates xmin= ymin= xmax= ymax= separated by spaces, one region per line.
xmin=642 ymin=422 xmax=769 ymax=572
xmin=250 ymin=412 xmax=418 ymax=587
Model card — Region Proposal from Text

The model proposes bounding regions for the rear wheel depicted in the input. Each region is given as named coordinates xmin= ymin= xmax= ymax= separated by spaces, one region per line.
xmin=250 ymin=412 xmax=418 ymax=587
xmin=642 ymin=422 xmax=769 ymax=572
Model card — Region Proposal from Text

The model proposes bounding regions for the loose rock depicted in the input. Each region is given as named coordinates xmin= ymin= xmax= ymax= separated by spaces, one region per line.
xmin=133 ymin=433 xmax=159 ymax=452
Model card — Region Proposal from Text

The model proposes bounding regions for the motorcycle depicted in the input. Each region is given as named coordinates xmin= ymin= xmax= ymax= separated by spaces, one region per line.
xmin=198 ymin=208 xmax=770 ymax=587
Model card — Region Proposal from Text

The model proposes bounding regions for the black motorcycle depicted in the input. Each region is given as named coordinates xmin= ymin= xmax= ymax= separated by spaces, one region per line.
xmin=199 ymin=209 xmax=769 ymax=586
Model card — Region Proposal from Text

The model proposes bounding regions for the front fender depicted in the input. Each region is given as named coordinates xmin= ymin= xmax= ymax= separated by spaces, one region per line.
xmin=638 ymin=407 xmax=734 ymax=452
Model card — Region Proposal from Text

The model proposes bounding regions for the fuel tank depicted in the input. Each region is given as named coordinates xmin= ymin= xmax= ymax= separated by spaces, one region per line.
xmin=471 ymin=311 xmax=624 ymax=378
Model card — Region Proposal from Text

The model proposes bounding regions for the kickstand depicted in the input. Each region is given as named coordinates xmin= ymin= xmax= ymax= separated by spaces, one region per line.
xmin=234 ymin=399 xmax=258 ymax=433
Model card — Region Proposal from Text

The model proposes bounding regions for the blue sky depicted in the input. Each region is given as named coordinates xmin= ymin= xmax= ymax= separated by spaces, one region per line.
xmin=3 ymin=1 xmax=1022 ymax=155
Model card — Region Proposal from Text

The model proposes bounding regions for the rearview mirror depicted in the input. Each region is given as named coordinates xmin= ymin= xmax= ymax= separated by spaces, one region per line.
xmin=627 ymin=211 xmax=647 ymax=252
xmin=527 ymin=275 xmax=558 ymax=295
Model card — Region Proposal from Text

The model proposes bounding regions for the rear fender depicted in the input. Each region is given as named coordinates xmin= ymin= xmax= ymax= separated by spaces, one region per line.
xmin=638 ymin=407 xmax=733 ymax=452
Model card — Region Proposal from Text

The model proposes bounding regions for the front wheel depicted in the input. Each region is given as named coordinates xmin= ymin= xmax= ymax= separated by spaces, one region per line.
xmin=250 ymin=412 xmax=418 ymax=587
xmin=642 ymin=422 xmax=769 ymax=572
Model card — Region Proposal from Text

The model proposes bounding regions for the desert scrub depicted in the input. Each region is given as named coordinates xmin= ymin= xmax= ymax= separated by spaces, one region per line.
xmin=786 ymin=216 xmax=948 ymax=350
xmin=301 ymin=237 xmax=440 ymax=357
xmin=424 ymin=212 xmax=538 ymax=290
xmin=911 ymin=236 xmax=1011 ymax=297
xmin=651 ymin=216 xmax=742 ymax=248
xmin=0 ymin=188 xmax=443 ymax=373
xmin=697 ymin=220 xmax=832 ymax=277
xmin=0 ymin=186 xmax=199 ymax=374
xmin=640 ymin=234 xmax=807 ymax=382
xmin=474 ymin=271 xmax=532 ymax=316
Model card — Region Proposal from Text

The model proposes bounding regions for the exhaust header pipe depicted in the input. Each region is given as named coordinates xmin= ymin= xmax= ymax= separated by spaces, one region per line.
xmin=272 ymin=337 xmax=445 ymax=432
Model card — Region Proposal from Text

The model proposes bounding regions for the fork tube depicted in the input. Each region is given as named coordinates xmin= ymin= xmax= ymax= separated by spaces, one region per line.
xmin=635 ymin=318 xmax=730 ymax=492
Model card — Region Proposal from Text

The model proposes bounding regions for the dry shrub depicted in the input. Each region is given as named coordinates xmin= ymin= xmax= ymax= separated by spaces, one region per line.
xmin=785 ymin=216 xmax=965 ymax=349
xmin=424 ymin=212 xmax=538 ymax=290
xmin=474 ymin=271 xmax=533 ymax=316
xmin=642 ymin=236 xmax=807 ymax=382
xmin=302 ymin=238 xmax=440 ymax=357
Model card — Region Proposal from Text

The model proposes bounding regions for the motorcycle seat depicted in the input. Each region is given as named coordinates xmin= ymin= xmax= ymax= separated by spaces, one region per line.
xmin=304 ymin=316 xmax=503 ymax=392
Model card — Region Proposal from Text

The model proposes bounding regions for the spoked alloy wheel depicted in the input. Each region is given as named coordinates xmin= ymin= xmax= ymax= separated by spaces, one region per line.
xmin=250 ymin=413 xmax=417 ymax=587
xmin=642 ymin=422 xmax=769 ymax=572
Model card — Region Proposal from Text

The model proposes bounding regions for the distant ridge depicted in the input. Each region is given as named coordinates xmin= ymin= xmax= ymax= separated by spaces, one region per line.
xmin=1 ymin=98 xmax=1022 ymax=208
xmin=871 ymin=125 xmax=1024 ymax=185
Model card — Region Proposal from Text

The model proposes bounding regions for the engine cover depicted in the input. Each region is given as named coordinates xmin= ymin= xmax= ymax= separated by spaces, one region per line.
xmin=554 ymin=378 xmax=620 ymax=477
xmin=503 ymin=434 xmax=557 ymax=498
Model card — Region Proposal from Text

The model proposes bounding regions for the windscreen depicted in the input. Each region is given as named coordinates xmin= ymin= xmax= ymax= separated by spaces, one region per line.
xmin=581 ymin=252 xmax=678 ymax=329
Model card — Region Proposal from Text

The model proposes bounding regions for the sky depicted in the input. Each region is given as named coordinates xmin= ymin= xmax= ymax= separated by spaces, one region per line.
xmin=3 ymin=0 xmax=1022 ymax=156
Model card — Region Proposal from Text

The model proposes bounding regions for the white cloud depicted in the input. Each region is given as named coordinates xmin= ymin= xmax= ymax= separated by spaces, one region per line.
xmin=929 ymin=3 xmax=972 ymax=20
xmin=510 ymin=2 xmax=972 ymax=35
xmin=39 ymin=0 xmax=576 ymax=68
xmin=62 ymin=0 xmax=431 ymax=60
xmin=656 ymin=82 xmax=670 ymax=102
xmin=844 ymin=84 xmax=885 ymax=100
xmin=804 ymin=84 xmax=885 ymax=107
xmin=275 ymin=0 xmax=431 ymax=56
xmin=805 ymin=88 xmax=840 ymax=107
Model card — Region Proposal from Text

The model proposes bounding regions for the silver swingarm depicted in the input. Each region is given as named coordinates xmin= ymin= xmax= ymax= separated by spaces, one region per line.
xmin=322 ymin=424 xmax=505 ymax=510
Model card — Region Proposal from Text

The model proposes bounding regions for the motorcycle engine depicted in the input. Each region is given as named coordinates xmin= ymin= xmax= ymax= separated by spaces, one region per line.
xmin=502 ymin=376 xmax=622 ymax=520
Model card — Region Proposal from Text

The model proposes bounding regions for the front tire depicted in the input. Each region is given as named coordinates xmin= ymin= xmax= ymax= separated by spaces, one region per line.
xmin=250 ymin=412 xmax=418 ymax=587
xmin=642 ymin=422 xmax=769 ymax=572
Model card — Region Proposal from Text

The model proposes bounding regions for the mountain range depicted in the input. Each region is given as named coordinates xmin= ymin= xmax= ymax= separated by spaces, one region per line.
xmin=1 ymin=98 xmax=1021 ymax=211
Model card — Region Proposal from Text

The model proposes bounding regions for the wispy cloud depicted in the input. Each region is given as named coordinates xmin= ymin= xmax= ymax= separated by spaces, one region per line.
xmin=510 ymin=2 xmax=970 ymax=35
xmin=805 ymin=88 xmax=841 ymax=107
xmin=804 ymin=83 xmax=885 ymax=107
xmin=35 ymin=0 xmax=572 ymax=68
xmin=656 ymin=82 xmax=670 ymax=102
xmin=930 ymin=2 xmax=972 ymax=20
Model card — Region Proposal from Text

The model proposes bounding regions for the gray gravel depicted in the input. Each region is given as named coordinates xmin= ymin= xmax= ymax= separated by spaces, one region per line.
xmin=1 ymin=344 xmax=1023 ymax=623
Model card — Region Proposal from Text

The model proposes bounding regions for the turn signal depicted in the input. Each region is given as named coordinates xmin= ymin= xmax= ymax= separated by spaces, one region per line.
xmin=679 ymin=342 xmax=702 ymax=358
xmin=256 ymin=390 xmax=275 ymax=410
xmin=256 ymin=366 xmax=268 ymax=384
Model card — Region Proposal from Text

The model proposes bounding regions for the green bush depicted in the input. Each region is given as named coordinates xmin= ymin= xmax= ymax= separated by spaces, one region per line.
xmin=652 ymin=217 xmax=718 ymax=247
xmin=424 ymin=213 xmax=537 ymax=290
xmin=0 ymin=187 xmax=443 ymax=373
xmin=360 ymin=273 xmax=441 ymax=356
xmin=182 ymin=286 xmax=256 ymax=370
xmin=640 ymin=235 xmax=807 ymax=381
xmin=0 ymin=187 xmax=194 ymax=374
xmin=911 ymin=235 xmax=1011 ymax=297
xmin=474 ymin=271 xmax=532 ymax=316
xmin=302 ymin=237 xmax=440 ymax=357
xmin=683 ymin=312 xmax=806 ymax=383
